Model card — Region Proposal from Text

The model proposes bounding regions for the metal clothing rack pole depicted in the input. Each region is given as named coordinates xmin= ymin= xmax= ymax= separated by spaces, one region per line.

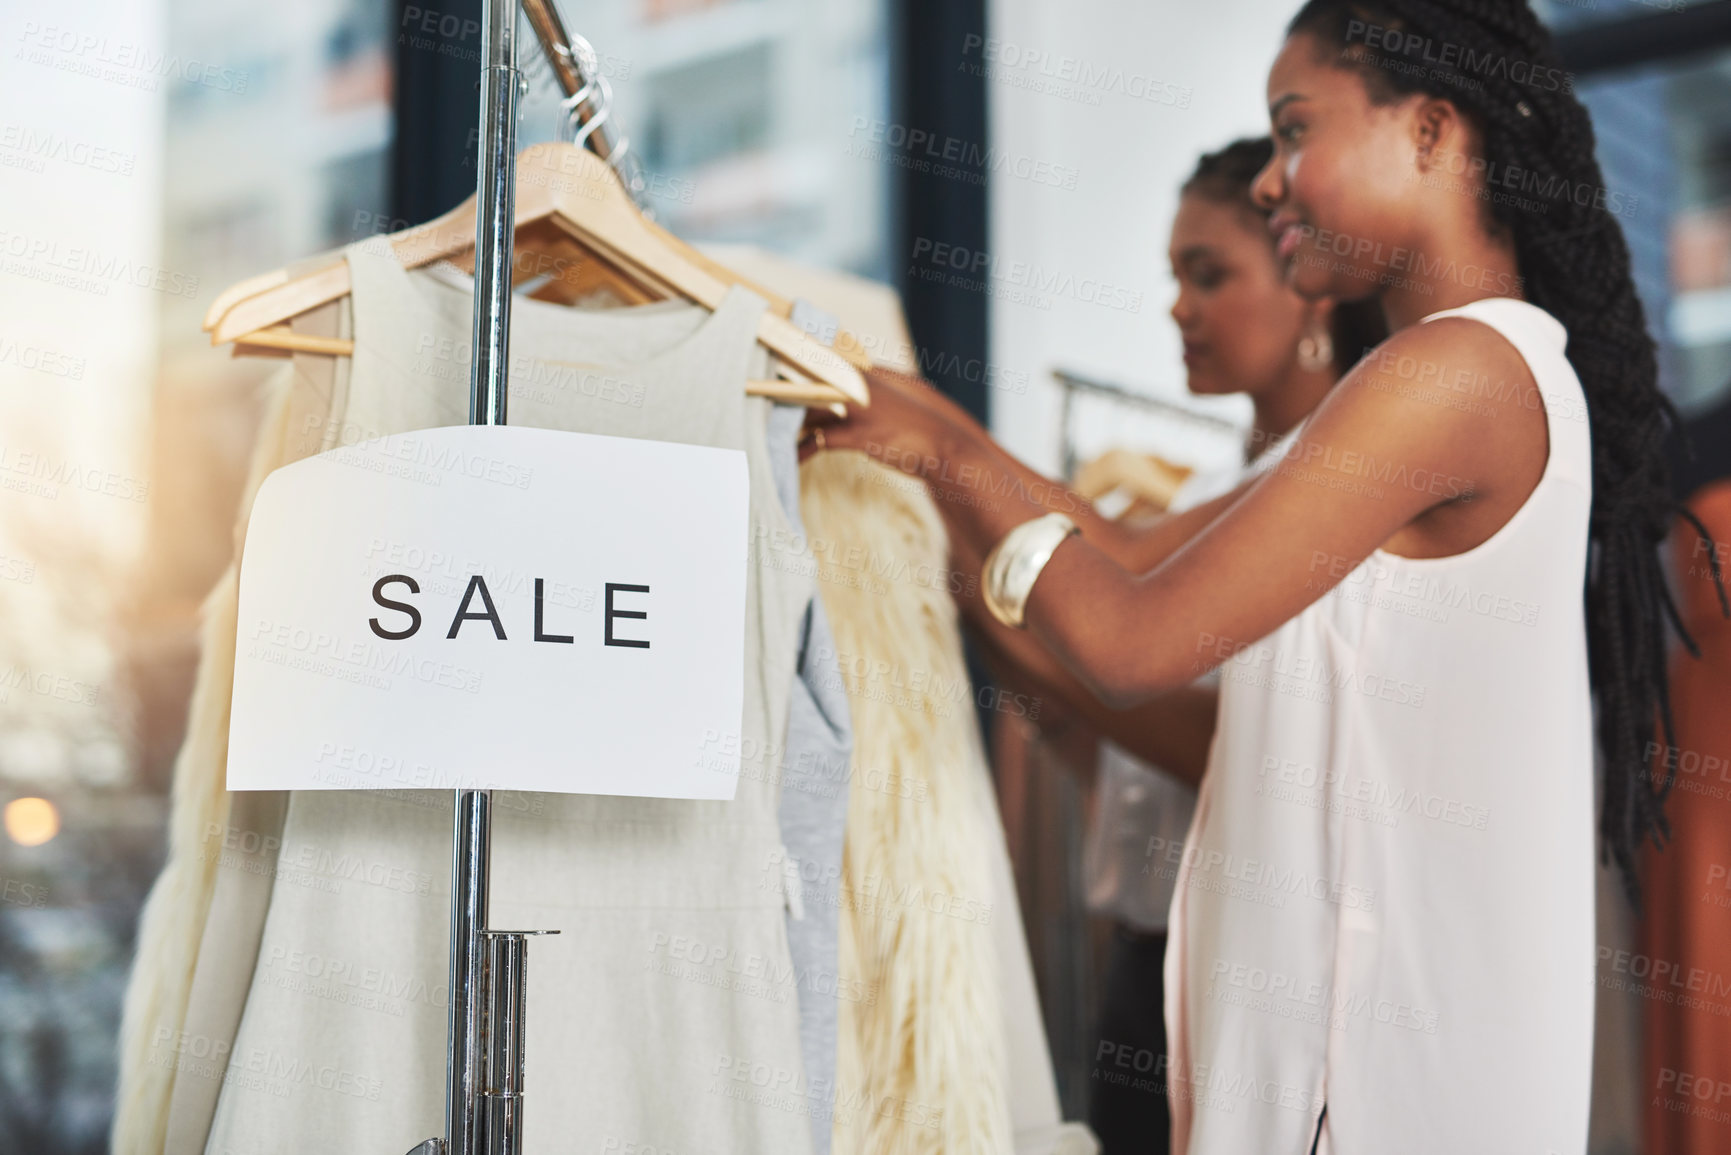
xmin=409 ymin=1 xmax=548 ymax=1154
xmin=449 ymin=0 xmax=518 ymax=1151
xmin=413 ymin=5 xmax=639 ymax=1152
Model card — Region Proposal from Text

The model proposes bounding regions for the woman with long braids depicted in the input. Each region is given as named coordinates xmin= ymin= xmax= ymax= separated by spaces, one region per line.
xmin=803 ymin=0 xmax=1726 ymax=1150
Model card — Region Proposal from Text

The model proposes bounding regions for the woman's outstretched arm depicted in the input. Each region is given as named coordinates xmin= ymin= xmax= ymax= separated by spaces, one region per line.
xmin=843 ymin=367 xmax=1256 ymax=578
xmin=950 ymin=516 xmax=1219 ymax=787
xmin=813 ymin=315 xmax=1546 ymax=708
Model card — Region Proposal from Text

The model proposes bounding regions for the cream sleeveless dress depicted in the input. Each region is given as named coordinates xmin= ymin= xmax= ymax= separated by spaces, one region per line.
xmin=203 ymin=241 xmax=816 ymax=1154
xmin=1164 ymin=297 xmax=1595 ymax=1154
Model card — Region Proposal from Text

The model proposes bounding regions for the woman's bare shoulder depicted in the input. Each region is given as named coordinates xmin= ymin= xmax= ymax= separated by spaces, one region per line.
xmin=1325 ymin=313 xmax=1546 ymax=476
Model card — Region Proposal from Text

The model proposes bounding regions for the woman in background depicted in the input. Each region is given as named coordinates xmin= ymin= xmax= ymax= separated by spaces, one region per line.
xmin=978 ymin=135 xmax=1385 ymax=1155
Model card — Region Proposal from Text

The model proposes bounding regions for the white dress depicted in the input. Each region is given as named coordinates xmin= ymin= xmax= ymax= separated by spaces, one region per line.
xmin=1164 ymin=297 xmax=1595 ymax=1154
xmin=203 ymin=244 xmax=817 ymax=1155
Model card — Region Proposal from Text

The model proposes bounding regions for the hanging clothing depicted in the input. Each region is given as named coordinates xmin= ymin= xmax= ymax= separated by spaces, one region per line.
xmin=117 ymin=260 xmax=354 ymax=1155
xmin=1165 ymin=297 xmax=1595 ymax=1154
xmin=708 ymin=243 xmax=1092 ymax=1155
xmin=1084 ymin=425 xmax=1302 ymax=935
xmin=115 ymin=240 xmax=1088 ymax=1155
xmin=199 ymin=242 xmax=817 ymax=1155
xmin=1084 ymin=745 xmax=1192 ymax=933
xmin=767 ymin=400 xmax=856 ymax=1155
xmin=800 ymin=450 xmax=1016 ymax=1155
xmin=1086 ymin=927 xmax=1172 ymax=1155
xmin=1640 ymin=478 xmax=1731 ymax=1155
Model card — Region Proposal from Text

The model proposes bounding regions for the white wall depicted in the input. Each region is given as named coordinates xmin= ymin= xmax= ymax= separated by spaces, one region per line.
xmin=986 ymin=0 xmax=1300 ymax=476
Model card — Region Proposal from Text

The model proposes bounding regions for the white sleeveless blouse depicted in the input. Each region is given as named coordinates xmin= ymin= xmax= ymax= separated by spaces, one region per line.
xmin=1164 ymin=297 xmax=1595 ymax=1154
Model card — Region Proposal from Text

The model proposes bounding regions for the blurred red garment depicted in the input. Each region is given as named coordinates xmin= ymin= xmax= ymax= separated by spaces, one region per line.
xmin=1642 ymin=479 xmax=1731 ymax=1155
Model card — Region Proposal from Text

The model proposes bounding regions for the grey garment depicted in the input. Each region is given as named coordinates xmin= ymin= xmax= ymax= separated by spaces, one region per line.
xmin=767 ymin=401 xmax=854 ymax=1155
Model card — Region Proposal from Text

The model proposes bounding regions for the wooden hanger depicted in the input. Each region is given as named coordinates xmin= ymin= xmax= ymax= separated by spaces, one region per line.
xmin=1074 ymin=449 xmax=1193 ymax=515
xmin=205 ymin=142 xmax=870 ymax=407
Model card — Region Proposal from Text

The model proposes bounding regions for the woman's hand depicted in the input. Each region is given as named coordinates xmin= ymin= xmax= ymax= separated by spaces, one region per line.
xmin=799 ymin=365 xmax=977 ymax=473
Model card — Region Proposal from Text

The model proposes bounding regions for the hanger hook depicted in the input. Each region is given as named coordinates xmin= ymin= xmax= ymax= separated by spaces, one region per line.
xmin=571 ymin=77 xmax=613 ymax=149
xmin=539 ymin=25 xmax=652 ymax=214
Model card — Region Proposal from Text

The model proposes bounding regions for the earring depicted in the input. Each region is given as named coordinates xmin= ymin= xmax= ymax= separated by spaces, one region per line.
xmin=1298 ymin=325 xmax=1333 ymax=373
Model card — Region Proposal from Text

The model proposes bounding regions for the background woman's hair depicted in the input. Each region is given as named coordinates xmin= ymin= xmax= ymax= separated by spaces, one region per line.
xmin=1286 ymin=0 xmax=1728 ymax=904
xmin=1182 ymin=136 xmax=1389 ymax=376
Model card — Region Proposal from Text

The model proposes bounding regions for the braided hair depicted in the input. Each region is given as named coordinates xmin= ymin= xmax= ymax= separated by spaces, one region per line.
xmin=1182 ymin=136 xmax=1389 ymax=379
xmin=1287 ymin=0 xmax=1729 ymax=904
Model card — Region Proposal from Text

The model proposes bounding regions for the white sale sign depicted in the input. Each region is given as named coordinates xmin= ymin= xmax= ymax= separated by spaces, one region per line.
xmin=226 ymin=425 xmax=749 ymax=799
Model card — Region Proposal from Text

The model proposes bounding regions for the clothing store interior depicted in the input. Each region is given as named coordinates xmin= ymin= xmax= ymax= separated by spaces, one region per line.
xmin=7 ymin=0 xmax=1731 ymax=1151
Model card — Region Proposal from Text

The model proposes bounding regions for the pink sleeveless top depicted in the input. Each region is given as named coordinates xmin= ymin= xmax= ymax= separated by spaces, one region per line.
xmin=1164 ymin=297 xmax=1595 ymax=1154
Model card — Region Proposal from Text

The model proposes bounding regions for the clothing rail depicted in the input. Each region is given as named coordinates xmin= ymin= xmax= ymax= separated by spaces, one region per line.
xmin=1052 ymin=368 xmax=1242 ymax=430
xmin=1051 ymin=366 xmax=1243 ymax=480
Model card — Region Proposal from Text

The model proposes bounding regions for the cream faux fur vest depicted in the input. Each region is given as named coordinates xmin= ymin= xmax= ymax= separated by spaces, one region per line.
xmin=802 ymin=450 xmax=1009 ymax=1155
